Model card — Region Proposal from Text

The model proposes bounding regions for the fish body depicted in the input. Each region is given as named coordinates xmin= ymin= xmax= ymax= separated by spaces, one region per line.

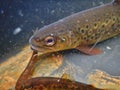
xmin=29 ymin=0 xmax=120 ymax=54
xmin=15 ymin=52 xmax=107 ymax=90
xmin=22 ymin=77 xmax=106 ymax=90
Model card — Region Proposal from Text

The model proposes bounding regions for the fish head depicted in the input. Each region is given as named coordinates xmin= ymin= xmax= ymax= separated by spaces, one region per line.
xmin=29 ymin=25 xmax=72 ymax=54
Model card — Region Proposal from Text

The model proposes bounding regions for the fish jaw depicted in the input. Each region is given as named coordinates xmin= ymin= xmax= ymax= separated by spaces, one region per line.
xmin=29 ymin=36 xmax=46 ymax=53
xmin=29 ymin=36 xmax=54 ymax=54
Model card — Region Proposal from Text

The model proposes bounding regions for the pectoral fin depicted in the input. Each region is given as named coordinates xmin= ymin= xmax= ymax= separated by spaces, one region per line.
xmin=76 ymin=45 xmax=102 ymax=55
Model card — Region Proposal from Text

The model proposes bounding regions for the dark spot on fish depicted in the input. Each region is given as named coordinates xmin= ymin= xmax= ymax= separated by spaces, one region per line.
xmin=83 ymin=36 xmax=87 ymax=40
xmin=94 ymin=23 xmax=97 ymax=27
xmin=105 ymin=19 xmax=109 ymax=23
xmin=86 ymin=25 xmax=89 ymax=28
xmin=77 ymin=27 xmax=81 ymax=33
xmin=90 ymin=36 xmax=94 ymax=40
xmin=102 ymin=24 xmax=105 ymax=28
xmin=113 ymin=17 xmax=116 ymax=21
xmin=95 ymin=35 xmax=99 ymax=39
xmin=81 ymin=29 xmax=85 ymax=33
xmin=117 ymin=17 xmax=119 ymax=22
xmin=73 ymin=41 xmax=77 ymax=44
xmin=87 ymin=30 xmax=93 ymax=35
xmin=78 ymin=28 xmax=86 ymax=34
xmin=78 ymin=27 xmax=80 ymax=30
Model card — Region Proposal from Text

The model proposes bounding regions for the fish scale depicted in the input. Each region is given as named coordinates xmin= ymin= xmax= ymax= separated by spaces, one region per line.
xmin=74 ymin=6 xmax=120 ymax=46
xmin=29 ymin=0 xmax=120 ymax=55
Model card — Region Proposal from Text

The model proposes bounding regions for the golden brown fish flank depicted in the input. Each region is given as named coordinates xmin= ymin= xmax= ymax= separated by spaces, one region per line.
xmin=29 ymin=0 xmax=120 ymax=55
xmin=15 ymin=51 xmax=107 ymax=90
xmin=22 ymin=77 xmax=107 ymax=90
xmin=74 ymin=8 xmax=120 ymax=45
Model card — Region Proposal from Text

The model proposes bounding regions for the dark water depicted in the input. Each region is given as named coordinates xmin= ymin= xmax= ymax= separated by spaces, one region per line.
xmin=0 ymin=0 xmax=110 ymax=59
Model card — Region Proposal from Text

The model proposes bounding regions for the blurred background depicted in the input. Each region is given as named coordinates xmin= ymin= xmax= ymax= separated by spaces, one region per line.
xmin=0 ymin=0 xmax=110 ymax=61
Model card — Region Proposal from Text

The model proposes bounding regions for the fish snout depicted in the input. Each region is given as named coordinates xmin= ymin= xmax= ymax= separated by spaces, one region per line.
xmin=29 ymin=36 xmax=39 ymax=51
xmin=29 ymin=36 xmax=45 ymax=52
xmin=30 ymin=35 xmax=42 ymax=46
xmin=29 ymin=36 xmax=34 ymax=45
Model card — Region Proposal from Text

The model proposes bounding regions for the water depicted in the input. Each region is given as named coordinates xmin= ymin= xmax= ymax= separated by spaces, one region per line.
xmin=1 ymin=0 xmax=120 ymax=90
xmin=0 ymin=0 xmax=110 ymax=59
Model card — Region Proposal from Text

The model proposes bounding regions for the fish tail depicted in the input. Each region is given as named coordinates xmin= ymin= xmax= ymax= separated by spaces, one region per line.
xmin=113 ymin=0 xmax=120 ymax=4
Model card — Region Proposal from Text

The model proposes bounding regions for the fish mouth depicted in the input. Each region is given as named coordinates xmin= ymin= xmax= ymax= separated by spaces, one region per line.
xmin=29 ymin=36 xmax=54 ymax=53
xmin=29 ymin=36 xmax=45 ymax=52
xmin=30 ymin=44 xmax=45 ymax=52
xmin=30 ymin=44 xmax=56 ymax=54
xmin=30 ymin=43 xmax=54 ymax=54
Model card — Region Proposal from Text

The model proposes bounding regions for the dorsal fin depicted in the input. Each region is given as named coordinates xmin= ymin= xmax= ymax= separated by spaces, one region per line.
xmin=113 ymin=0 xmax=120 ymax=4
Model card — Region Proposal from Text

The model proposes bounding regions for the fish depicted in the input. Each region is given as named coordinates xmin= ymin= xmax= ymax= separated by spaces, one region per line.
xmin=15 ymin=51 xmax=109 ymax=90
xmin=20 ymin=76 xmax=108 ymax=90
xmin=29 ymin=0 xmax=120 ymax=55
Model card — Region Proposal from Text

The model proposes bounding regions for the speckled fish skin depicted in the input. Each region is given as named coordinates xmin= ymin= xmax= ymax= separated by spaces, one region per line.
xmin=29 ymin=0 xmax=120 ymax=54
xmin=15 ymin=52 xmax=107 ymax=90
xmin=22 ymin=77 xmax=107 ymax=90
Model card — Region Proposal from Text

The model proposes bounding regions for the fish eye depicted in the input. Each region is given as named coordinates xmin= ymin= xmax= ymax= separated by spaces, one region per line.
xmin=44 ymin=36 xmax=56 ymax=46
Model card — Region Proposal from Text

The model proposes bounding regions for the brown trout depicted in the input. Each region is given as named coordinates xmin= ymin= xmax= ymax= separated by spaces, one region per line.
xmin=29 ymin=0 xmax=120 ymax=55
xmin=21 ymin=77 xmax=107 ymax=90
xmin=15 ymin=51 xmax=107 ymax=90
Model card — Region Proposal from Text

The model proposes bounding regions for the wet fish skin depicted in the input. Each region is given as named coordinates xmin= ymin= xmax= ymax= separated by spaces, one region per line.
xmin=22 ymin=77 xmax=107 ymax=90
xmin=15 ymin=52 xmax=107 ymax=90
xmin=29 ymin=0 xmax=120 ymax=54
